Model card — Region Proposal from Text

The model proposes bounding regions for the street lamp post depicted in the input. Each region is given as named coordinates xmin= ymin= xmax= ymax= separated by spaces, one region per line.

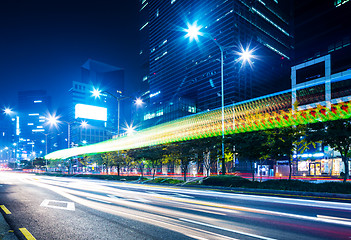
xmin=40 ymin=132 xmax=48 ymax=170
xmin=47 ymin=115 xmax=85 ymax=149
xmin=117 ymin=96 xmax=130 ymax=137
xmin=91 ymin=89 xmax=130 ymax=137
xmin=185 ymin=22 xmax=254 ymax=175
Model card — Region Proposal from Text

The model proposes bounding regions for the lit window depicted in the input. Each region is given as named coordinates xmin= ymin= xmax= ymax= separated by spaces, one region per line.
xmin=188 ymin=106 xmax=196 ymax=113
xmin=28 ymin=113 xmax=39 ymax=116
xmin=252 ymin=8 xmax=289 ymax=37
xmin=156 ymin=109 xmax=164 ymax=116
xmin=34 ymin=100 xmax=42 ymax=103
xmin=335 ymin=0 xmax=349 ymax=7
xmin=156 ymin=9 xmax=159 ymax=17
xmin=28 ymin=123 xmax=34 ymax=126
xmin=139 ymin=22 xmax=149 ymax=31
xmin=140 ymin=2 xmax=148 ymax=11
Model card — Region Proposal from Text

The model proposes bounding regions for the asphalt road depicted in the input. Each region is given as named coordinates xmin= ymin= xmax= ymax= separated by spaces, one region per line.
xmin=0 ymin=172 xmax=350 ymax=240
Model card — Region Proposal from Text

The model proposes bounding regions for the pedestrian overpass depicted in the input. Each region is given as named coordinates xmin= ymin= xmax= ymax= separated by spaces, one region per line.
xmin=46 ymin=54 xmax=351 ymax=160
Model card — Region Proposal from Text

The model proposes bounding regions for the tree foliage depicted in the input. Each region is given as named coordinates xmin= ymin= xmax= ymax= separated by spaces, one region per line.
xmin=308 ymin=119 xmax=351 ymax=182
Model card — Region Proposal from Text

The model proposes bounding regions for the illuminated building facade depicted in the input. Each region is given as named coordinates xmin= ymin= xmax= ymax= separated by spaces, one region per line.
xmin=68 ymin=59 xmax=125 ymax=146
xmin=17 ymin=90 xmax=51 ymax=159
xmin=291 ymin=0 xmax=351 ymax=177
xmin=138 ymin=0 xmax=293 ymax=128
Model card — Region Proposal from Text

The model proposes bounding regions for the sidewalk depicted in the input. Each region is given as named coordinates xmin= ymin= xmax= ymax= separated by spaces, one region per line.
xmin=0 ymin=213 xmax=17 ymax=240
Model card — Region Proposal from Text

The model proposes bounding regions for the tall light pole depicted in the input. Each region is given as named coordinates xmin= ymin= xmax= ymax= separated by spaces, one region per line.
xmin=39 ymin=132 xmax=48 ymax=170
xmin=185 ymin=22 xmax=254 ymax=175
xmin=91 ymin=89 xmax=130 ymax=137
xmin=3 ymin=107 xmax=19 ymax=168
xmin=47 ymin=114 xmax=85 ymax=149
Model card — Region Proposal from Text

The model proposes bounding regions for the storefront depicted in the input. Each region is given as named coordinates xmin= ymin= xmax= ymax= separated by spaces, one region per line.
xmin=298 ymin=158 xmax=343 ymax=176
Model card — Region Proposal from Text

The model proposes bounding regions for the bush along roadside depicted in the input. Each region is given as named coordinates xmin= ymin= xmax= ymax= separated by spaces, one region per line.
xmin=200 ymin=175 xmax=351 ymax=194
xmin=35 ymin=173 xmax=351 ymax=195
xmin=36 ymin=172 xmax=146 ymax=181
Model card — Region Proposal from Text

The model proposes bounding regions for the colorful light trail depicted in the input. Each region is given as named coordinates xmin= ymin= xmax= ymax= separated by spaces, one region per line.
xmin=45 ymin=90 xmax=351 ymax=160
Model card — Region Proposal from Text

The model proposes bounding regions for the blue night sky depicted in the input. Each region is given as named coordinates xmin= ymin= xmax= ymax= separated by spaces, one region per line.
xmin=0 ymin=0 xmax=140 ymax=109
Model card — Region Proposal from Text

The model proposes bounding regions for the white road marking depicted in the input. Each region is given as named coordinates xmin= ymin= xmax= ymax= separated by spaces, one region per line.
xmin=87 ymin=197 xmax=112 ymax=204
xmin=179 ymin=218 xmax=277 ymax=240
xmin=107 ymin=194 xmax=150 ymax=203
xmin=187 ymin=235 xmax=209 ymax=240
xmin=40 ymin=199 xmax=75 ymax=211
xmin=180 ymin=206 xmax=227 ymax=216
xmin=174 ymin=193 xmax=194 ymax=198
xmin=317 ymin=215 xmax=351 ymax=222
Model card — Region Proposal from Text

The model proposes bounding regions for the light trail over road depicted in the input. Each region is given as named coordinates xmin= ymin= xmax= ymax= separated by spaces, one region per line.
xmin=0 ymin=172 xmax=350 ymax=240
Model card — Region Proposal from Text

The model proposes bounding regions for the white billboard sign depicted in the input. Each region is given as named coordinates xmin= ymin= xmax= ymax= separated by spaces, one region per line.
xmin=75 ymin=104 xmax=107 ymax=121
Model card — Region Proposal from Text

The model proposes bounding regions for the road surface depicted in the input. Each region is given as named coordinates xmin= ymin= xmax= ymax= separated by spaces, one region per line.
xmin=0 ymin=172 xmax=350 ymax=240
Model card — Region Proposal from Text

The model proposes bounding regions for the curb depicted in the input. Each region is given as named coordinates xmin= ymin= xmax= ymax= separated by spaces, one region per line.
xmin=0 ymin=213 xmax=17 ymax=240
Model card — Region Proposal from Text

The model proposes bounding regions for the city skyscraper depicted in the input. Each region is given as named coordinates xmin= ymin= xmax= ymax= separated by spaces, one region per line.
xmin=17 ymin=90 xmax=52 ymax=159
xmin=138 ymin=0 xmax=293 ymax=128
xmin=68 ymin=59 xmax=125 ymax=146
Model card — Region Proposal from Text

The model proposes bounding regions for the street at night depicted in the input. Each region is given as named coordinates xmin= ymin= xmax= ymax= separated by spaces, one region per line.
xmin=1 ymin=172 xmax=350 ymax=240
xmin=2 ymin=1 xmax=351 ymax=239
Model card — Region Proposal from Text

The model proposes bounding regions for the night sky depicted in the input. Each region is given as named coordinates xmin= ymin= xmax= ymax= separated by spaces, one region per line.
xmin=0 ymin=0 xmax=140 ymax=109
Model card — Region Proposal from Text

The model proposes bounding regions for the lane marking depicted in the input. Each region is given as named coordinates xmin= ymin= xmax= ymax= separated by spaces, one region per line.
xmin=0 ymin=205 xmax=11 ymax=214
xmin=180 ymin=206 xmax=227 ymax=216
xmin=157 ymin=196 xmax=351 ymax=227
xmin=317 ymin=215 xmax=351 ymax=222
xmin=19 ymin=228 xmax=36 ymax=240
xmin=108 ymin=194 xmax=151 ymax=203
xmin=40 ymin=199 xmax=75 ymax=211
xmin=180 ymin=218 xmax=276 ymax=240
xmin=112 ymin=182 xmax=351 ymax=202
xmin=174 ymin=193 xmax=194 ymax=198
xmin=187 ymin=235 xmax=209 ymax=240
xmin=87 ymin=197 xmax=112 ymax=204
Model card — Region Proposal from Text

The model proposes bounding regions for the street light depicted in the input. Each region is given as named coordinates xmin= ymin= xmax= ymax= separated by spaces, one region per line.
xmin=92 ymin=89 xmax=131 ymax=137
xmin=3 ymin=107 xmax=13 ymax=115
xmin=47 ymin=114 xmax=87 ymax=149
xmin=135 ymin=98 xmax=143 ymax=107
xmin=185 ymin=22 xmax=254 ymax=175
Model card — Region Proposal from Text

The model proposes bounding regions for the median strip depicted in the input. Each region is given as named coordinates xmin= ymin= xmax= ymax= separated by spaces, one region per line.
xmin=19 ymin=228 xmax=36 ymax=240
xmin=0 ymin=205 xmax=11 ymax=214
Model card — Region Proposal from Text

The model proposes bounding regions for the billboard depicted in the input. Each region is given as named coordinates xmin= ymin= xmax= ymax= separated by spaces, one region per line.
xmin=75 ymin=104 xmax=107 ymax=121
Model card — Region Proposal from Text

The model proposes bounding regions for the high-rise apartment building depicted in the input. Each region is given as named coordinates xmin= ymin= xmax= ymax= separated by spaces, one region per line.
xmin=139 ymin=0 xmax=293 ymax=128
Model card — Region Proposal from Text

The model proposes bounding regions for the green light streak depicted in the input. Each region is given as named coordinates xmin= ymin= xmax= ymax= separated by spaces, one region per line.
xmin=45 ymin=98 xmax=351 ymax=160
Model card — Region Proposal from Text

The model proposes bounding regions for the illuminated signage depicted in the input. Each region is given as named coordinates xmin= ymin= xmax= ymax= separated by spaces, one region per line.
xmin=75 ymin=104 xmax=107 ymax=121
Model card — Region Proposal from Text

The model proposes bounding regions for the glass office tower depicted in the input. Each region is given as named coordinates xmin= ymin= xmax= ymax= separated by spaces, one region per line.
xmin=139 ymin=0 xmax=292 ymax=128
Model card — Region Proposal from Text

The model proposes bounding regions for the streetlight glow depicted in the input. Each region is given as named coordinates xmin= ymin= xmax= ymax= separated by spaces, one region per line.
xmin=91 ymin=87 xmax=102 ymax=98
xmin=125 ymin=123 xmax=136 ymax=135
xmin=135 ymin=98 xmax=143 ymax=106
xmin=3 ymin=107 xmax=13 ymax=115
xmin=237 ymin=45 xmax=256 ymax=67
xmin=80 ymin=120 xmax=88 ymax=128
xmin=47 ymin=114 xmax=59 ymax=127
xmin=184 ymin=22 xmax=203 ymax=42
